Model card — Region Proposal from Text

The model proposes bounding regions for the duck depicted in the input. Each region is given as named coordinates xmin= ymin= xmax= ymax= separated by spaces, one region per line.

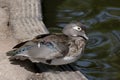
xmin=7 ymin=22 xmax=88 ymax=65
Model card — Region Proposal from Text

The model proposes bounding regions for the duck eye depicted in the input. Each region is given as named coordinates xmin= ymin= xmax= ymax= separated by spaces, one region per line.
xmin=77 ymin=27 xmax=81 ymax=30
xmin=73 ymin=26 xmax=81 ymax=31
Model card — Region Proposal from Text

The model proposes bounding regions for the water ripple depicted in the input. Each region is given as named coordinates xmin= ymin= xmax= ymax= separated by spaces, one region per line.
xmin=84 ymin=7 xmax=120 ymax=25
xmin=86 ymin=32 xmax=109 ymax=49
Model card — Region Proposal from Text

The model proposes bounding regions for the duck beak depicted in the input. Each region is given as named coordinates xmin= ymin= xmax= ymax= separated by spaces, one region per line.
xmin=78 ymin=33 xmax=88 ymax=41
xmin=82 ymin=34 xmax=89 ymax=41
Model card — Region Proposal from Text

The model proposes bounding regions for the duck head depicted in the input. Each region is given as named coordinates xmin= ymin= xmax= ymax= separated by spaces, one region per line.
xmin=62 ymin=22 xmax=88 ymax=40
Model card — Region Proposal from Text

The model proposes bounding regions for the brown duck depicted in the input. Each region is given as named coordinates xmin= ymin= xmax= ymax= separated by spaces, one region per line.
xmin=7 ymin=22 xmax=88 ymax=65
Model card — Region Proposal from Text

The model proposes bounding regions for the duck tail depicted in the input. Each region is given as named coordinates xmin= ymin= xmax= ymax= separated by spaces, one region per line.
xmin=6 ymin=49 xmax=17 ymax=56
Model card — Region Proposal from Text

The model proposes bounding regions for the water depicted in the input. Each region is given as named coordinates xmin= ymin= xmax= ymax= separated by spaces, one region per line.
xmin=42 ymin=0 xmax=120 ymax=80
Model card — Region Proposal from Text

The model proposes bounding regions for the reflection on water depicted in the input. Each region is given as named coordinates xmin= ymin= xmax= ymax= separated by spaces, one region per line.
xmin=43 ymin=0 xmax=120 ymax=80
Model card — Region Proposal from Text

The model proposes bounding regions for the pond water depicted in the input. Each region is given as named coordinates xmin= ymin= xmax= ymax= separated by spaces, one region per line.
xmin=42 ymin=0 xmax=120 ymax=80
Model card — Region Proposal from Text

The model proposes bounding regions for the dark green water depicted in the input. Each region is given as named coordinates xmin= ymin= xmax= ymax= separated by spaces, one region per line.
xmin=42 ymin=0 xmax=120 ymax=80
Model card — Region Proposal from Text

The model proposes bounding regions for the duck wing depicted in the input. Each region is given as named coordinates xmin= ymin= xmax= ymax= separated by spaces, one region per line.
xmin=27 ymin=41 xmax=69 ymax=63
xmin=7 ymin=34 xmax=69 ymax=63
xmin=13 ymin=41 xmax=29 ymax=49
xmin=6 ymin=41 xmax=36 ymax=57
xmin=13 ymin=34 xmax=50 ymax=49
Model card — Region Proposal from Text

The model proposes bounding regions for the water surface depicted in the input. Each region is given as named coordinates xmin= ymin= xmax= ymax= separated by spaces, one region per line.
xmin=42 ymin=0 xmax=120 ymax=80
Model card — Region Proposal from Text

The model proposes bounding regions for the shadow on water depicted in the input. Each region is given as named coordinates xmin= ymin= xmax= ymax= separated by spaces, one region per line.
xmin=42 ymin=0 xmax=120 ymax=80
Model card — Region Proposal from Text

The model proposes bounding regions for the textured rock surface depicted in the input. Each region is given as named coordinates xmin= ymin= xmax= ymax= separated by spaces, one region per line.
xmin=27 ymin=64 xmax=88 ymax=80
xmin=9 ymin=0 xmax=49 ymax=42
xmin=0 ymin=7 xmax=34 ymax=80
xmin=0 ymin=0 xmax=48 ymax=80
xmin=0 ymin=0 xmax=49 ymax=42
